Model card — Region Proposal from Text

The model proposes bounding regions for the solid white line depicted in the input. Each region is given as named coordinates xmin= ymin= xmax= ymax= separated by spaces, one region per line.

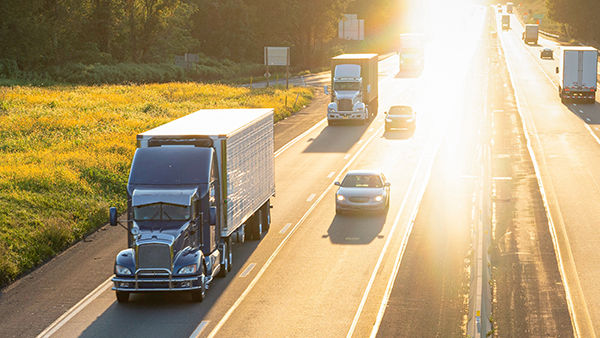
xmin=37 ymin=277 xmax=113 ymax=338
xmin=189 ymin=321 xmax=210 ymax=338
xmin=306 ymin=193 xmax=316 ymax=202
xmin=239 ymin=263 xmax=257 ymax=278
xmin=500 ymin=28 xmax=592 ymax=337
xmin=207 ymin=125 xmax=385 ymax=338
xmin=274 ymin=118 xmax=327 ymax=158
xmin=348 ymin=140 xmax=438 ymax=338
xmin=327 ymin=171 xmax=336 ymax=178
xmin=279 ymin=223 xmax=292 ymax=234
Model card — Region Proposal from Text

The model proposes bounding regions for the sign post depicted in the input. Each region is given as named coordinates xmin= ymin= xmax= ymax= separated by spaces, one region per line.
xmin=264 ymin=47 xmax=290 ymax=89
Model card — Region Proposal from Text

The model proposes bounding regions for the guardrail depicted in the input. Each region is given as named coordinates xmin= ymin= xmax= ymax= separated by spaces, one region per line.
xmin=539 ymin=30 xmax=560 ymax=39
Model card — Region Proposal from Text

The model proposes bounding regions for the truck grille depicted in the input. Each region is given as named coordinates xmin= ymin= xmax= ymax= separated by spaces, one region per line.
xmin=137 ymin=243 xmax=171 ymax=270
xmin=338 ymin=99 xmax=353 ymax=112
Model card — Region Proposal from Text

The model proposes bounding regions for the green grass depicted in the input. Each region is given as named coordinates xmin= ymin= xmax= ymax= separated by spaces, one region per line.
xmin=0 ymin=82 xmax=313 ymax=286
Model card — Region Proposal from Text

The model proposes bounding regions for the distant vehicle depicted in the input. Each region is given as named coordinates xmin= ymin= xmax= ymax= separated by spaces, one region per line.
xmin=556 ymin=47 xmax=598 ymax=104
xmin=501 ymin=15 xmax=510 ymax=30
xmin=497 ymin=6 xmax=502 ymax=13
xmin=325 ymin=54 xmax=379 ymax=125
xmin=385 ymin=105 xmax=416 ymax=131
xmin=506 ymin=2 xmax=513 ymax=13
xmin=398 ymin=33 xmax=425 ymax=73
xmin=335 ymin=170 xmax=390 ymax=214
xmin=109 ymin=108 xmax=275 ymax=303
xmin=540 ymin=48 xmax=553 ymax=59
xmin=522 ymin=24 xmax=539 ymax=44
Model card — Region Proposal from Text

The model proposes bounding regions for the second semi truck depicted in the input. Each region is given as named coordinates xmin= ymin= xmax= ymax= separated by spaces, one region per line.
xmin=325 ymin=54 xmax=379 ymax=125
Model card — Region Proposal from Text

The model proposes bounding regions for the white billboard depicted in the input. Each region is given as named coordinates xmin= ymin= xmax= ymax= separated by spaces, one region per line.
xmin=264 ymin=47 xmax=290 ymax=66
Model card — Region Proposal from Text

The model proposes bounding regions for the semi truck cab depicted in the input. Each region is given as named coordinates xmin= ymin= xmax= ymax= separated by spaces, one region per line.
xmin=326 ymin=64 xmax=368 ymax=121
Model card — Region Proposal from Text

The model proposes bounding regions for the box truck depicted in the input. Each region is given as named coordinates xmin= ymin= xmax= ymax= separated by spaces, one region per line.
xmin=501 ymin=15 xmax=510 ymax=30
xmin=324 ymin=54 xmax=379 ymax=125
xmin=506 ymin=2 xmax=513 ymax=13
xmin=522 ymin=24 xmax=538 ymax=44
xmin=109 ymin=108 xmax=275 ymax=302
xmin=556 ymin=47 xmax=598 ymax=103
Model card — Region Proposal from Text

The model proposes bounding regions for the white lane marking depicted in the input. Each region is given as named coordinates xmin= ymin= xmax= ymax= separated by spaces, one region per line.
xmin=500 ymin=30 xmax=593 ymax=337
xmin=348 ymin=139 xmax=439 ymax=338
xmin=279 ymin=223 xmax=292 ymax=234
xmin=239 ymin=263 xmax=257 ymax=278
xmin=344 ymin=154 xmax=351 ymax=160
xmin=327 ymin=171 xmax=336 ymax=178
xmin=207 ymin=125 xmax=385 ymax=338
xmin=37 ymin=277 xmax=113 ymax=338
xmin=274 ymin=118 xmax=327 ymax=158
xmin=306 ymin=193 xmax=316 ymax=202
xmin=358 ymin=140 xmax=363 ymax=144
xmin=189 ymin=321 xmax=210 ymax=338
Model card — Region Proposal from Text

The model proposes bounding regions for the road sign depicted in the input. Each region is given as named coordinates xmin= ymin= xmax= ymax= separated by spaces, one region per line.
xmin=338 ymin=14 xmax=364 ymax=41
xmin=264 ymin=72 xmax=271 ymax=78
xmin=264 ymin=47 xmax=290 ymax=66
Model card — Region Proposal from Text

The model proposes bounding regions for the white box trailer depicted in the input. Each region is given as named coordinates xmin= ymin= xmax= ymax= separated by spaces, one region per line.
xmin=556 ymin=47 xmax=598 ymax=103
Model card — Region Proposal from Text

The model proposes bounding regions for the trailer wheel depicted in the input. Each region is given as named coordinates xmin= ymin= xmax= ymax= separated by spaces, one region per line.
xmin=217 ymin=237 xmax=232 ymax=277
xmin=116 ymin=291 xmax=130 ymax=303
xmin=262 ymin=200 xmax=271 ymax=233
xmin=246 ymin=213 xmax=262 ymax=241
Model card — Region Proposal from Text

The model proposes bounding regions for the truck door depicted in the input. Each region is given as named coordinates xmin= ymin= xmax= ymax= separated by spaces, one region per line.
xmin=564 ymin=51 xmax=579 ymax=88
xmin=582 ymin=51 xmax=598 ymax=89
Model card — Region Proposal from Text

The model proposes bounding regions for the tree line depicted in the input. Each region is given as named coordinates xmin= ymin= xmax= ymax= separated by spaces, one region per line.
xmin=0 ymin=0 xmax=402 ymax=74
xmin=546 ymin=0 xmax=600 ymax=43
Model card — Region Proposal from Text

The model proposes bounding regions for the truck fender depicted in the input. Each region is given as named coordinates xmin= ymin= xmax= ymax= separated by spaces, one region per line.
xmin=173 ymin=248 xmax=204 ymax=275
xmin=353 ymin=102 xmax=366 ymax=114
xmin=114 ymin=248 xmax=135 ymax=274
xmin=328 ymin=102 xmax=338 ymax=112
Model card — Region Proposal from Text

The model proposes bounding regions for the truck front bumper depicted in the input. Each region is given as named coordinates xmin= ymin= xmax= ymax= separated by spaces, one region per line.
xmin=112 ymin=275 xmax=203 ymax=292
xmin=328 ymin=112 xmax=367 ymax=120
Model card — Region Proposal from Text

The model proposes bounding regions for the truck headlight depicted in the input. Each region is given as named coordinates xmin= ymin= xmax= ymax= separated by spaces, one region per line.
xmin=374 ymin=195 xmax=383 ymax=202
xmin=328 ymin=108 xmax=336 ymax=113
xmin=356 ymin=105 xmax=364 ymax=111
xmin=337 ymin=195 xmax=345 ymax=201
xmin=178 ymin=265 xmax=197 ymax=274
xmin=115 ymin=265 xmax=132 ymax=275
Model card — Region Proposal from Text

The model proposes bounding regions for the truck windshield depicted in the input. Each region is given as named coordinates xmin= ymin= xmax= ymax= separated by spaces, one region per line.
xmin=134 ymin=203 xmax=190 ymax=221
xmin=334 ymin=82 xmax=360 ymax=91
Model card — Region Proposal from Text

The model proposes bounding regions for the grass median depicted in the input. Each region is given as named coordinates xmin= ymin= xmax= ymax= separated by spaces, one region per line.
xmin=0 ymin=82 xmax=313 ymax=286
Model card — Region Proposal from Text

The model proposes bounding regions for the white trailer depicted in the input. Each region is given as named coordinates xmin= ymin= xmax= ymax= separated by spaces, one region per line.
xmin=556 ymin=47 xmax=598 ymax=103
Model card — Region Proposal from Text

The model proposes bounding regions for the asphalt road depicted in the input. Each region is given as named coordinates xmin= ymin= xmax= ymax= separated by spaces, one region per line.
xmin=499 ymin=11 xmax=600 ymax=337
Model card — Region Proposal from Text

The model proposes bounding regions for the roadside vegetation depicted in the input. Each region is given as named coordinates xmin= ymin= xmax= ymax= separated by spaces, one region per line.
xmin=512 ymin=0 xmax=562 ymax=36
xmin=0 ymin=82 xmax=312 ymax=286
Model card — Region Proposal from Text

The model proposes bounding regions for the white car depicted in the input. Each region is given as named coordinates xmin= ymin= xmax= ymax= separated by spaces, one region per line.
xmin=335 ymin=170 xmax=390 ymax=214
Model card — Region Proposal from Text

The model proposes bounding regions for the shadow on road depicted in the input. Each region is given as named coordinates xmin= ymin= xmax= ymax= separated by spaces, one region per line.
xmin=78 ymin=237 xmax=263 ymax=337
xmin=383 ymin=128 xmax=415 ymax=140
xmin=303 ymin=118 xmax=375 ymax=153
xmin=325 ymin=212 xmax=387 ymax=245
xmin=565 ymin=102 xmax=600 ymax=124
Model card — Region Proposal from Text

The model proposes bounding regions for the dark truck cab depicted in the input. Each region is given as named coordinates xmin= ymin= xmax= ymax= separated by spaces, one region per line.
xmin=110 ymin=109 xmax=275 ymax=302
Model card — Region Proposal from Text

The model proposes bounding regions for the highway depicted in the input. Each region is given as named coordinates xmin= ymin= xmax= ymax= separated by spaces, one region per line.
xmin=3 ymin=3 xmax=597 ymax=337
xmin=497 ymin=10 xmax=600 ymax=337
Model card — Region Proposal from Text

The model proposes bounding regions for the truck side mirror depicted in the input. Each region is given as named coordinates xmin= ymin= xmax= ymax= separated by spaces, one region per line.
xmin=209 ymin=206 xmax=217 ymax=226
xmin=324 ymin=85 xmax=329 ymax=95
xmin=555 ymin=67 xmax=559 ymax=74
xmin=334 ymin=181 xmax=341 ymax=186
xmin=109 ymin=207 xmax=118 ymax=226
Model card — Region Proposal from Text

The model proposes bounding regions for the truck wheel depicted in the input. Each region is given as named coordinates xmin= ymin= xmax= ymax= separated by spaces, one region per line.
xmin=116 ymin=291 xmax=130 ymax=303
xmin=191 ymin=276 xmax=206 ymax=302
xmin=247 ymin=213 xmax=263 ymax=241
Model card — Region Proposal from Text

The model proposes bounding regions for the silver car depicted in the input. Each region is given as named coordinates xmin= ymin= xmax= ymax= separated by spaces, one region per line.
xmin=334 ymin=170 xmax=390 ymax=214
